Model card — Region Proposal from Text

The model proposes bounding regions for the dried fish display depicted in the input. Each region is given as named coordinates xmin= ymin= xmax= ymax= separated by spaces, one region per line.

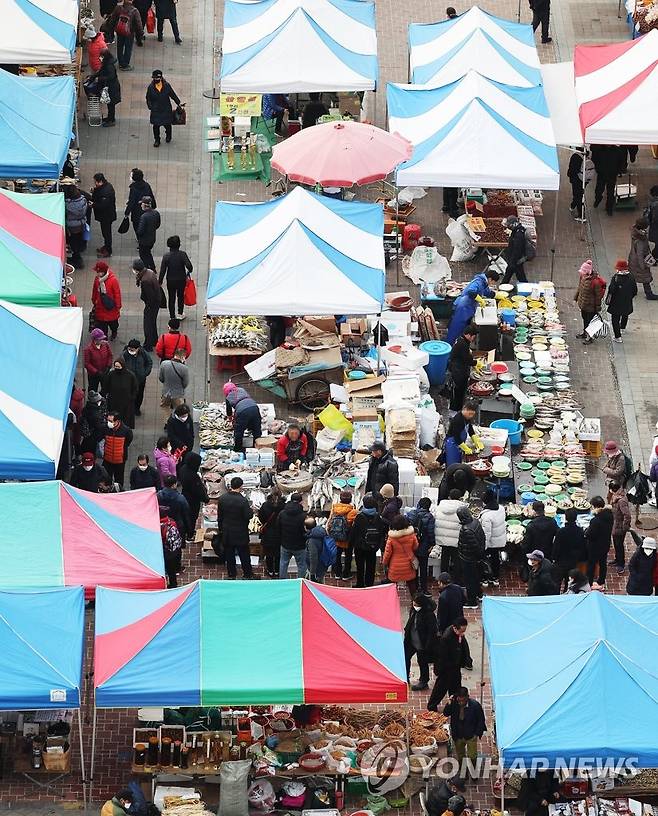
xmin=205 ymin=315 xmax=266 ymax=352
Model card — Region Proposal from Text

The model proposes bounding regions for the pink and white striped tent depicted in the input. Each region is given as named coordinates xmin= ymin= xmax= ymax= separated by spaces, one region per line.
xmin=575 ymin=29 xmax=658 ymax=144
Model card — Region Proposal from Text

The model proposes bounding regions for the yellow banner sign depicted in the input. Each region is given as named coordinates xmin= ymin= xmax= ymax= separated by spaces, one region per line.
xmin=220 ymin=93 xmax=262 ymax=117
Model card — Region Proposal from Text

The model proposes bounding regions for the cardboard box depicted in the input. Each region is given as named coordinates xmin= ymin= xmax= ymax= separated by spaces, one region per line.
xmin=302 ymin=316 xmax=337 ymax=334
xmin=340 ymin=318 xmax=367 ymax=337
xmin=352 ymin=407 xmax=380 ymax=421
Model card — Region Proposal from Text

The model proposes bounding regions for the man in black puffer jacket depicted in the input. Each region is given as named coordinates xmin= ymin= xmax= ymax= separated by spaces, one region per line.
xmin=365 ymin=441 xmax=399 ymax=495
xmin=522 ymin=501 xmax=558 ymax=560
xmin=527 ymin=550 xmax=559 ymax=596
xmin=404 ymin=593 xmax=438 ymax=691
xmin=277 ymin=493 xmax=308 ymax=578
xmin=456 ymin=508 xmax=485 ymax=608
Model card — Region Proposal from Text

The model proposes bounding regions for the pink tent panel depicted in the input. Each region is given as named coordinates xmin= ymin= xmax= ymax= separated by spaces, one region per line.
xmin=574 ymin=31 xmax=658 ymax=142
xmin=0 ymin=191 xmax=65 ymax=259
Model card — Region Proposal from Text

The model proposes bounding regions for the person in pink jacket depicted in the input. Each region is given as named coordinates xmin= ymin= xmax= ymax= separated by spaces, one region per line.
xmin=153 ymin=435 xmax=177 ymax=482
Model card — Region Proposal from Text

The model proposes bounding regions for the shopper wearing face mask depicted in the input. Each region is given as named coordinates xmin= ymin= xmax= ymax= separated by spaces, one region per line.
xmin=153 ymin=435 xmax=178 ymax=483
xmin=104 ymin=357 xmax=138 ymax=428
xmin=165 ymin=403 xmax=194 ymax=453
xmin=102 ymin=411 xmax=133 ymax=488
xmin=130 ymin=453 xmax=161 ymax=490
xmin=122 ymin=339 xmax=153 ymax=417
xmin=70 ymin=451 xmax=110 ymax=492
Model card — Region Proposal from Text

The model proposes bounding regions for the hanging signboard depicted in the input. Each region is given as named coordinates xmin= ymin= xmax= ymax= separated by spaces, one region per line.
xmin=220 ymin=93 xmax=262 ymax=117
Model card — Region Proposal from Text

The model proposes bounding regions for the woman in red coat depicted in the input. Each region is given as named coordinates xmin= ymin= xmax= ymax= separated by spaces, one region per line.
xmin=92 ymin=260 xmax=122 ymax=340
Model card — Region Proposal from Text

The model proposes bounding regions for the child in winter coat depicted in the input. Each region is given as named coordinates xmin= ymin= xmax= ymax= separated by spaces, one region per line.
xmin=383 ymin=514 xmax=419 ymax=596
xmin=327 ymin=490 xmax=357 ymax=580
xmin=305 ymin=516 xmax=329 ymax=583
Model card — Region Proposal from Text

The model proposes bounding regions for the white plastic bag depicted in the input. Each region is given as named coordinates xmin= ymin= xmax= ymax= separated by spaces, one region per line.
xmin=409 ymin=245 xmax=451 ymax=283
xmin=446 ymin=215 xmax=476 ymax=262
xmin=420 ymin=407 xmax=441 ymax=447
xmin=248 ymin=780 xmax=276 ymax=812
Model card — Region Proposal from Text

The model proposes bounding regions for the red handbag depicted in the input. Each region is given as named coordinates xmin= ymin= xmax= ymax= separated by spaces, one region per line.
xmin=146 ymin=6 xmax=156 ymax=33
xmin=184 ymin=278 xmax=197 ymax=307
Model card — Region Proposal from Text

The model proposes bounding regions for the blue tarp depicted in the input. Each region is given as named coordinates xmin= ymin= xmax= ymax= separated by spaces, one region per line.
xmin=0 ymin=587 xmax=84 ymax=709
xmin=0 ymin=300 xmax=82 ymax=480
xmin=0 ymin=69 xmax=75 ymax=179
xmin=483 ymin=593 xmax=658 ymax=767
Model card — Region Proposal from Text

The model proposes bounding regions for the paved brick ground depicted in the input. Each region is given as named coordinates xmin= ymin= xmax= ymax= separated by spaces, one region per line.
xmin=6 ymin=0 xmax=658 ymax=808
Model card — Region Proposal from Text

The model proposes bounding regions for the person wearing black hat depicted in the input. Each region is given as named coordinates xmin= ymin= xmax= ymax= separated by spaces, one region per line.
xmin=132 ymin=259 xmax=161 ymax=351
xmin=502 ymin=215 xmax=529 ymax=284
xmin=404 ymin=593 xmax=438 ymax=691
xmin=146 ymin=69 xmax=181 ymax=147
xmin=136 ymin=196 xmax=161 ymax=271
xmin=365 ymin=441 xmax=399 ymax=496
xmin=122 ymin=338 xmax=153 ymax=417
xmin=125 ymin=168 xmax=157 ymax=237
xmin=447 ymin=324 xmax=477 ymax=412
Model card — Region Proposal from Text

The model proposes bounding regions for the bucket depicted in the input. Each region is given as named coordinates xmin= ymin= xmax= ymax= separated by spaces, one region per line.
xmin=501 ymin=308 xmax=516 ymax=327
xmin=420 ymin=340 xmax=452 ymax=386
xmin=491 ymin=418 xmax=523 ymax=445
xmin=521 ymin=491 xmax=537 ymax=505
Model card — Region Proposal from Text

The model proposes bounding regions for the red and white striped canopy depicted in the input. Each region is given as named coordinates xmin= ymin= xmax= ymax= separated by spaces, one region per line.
xmin=575 ymin=29 xmax=658 ymax=144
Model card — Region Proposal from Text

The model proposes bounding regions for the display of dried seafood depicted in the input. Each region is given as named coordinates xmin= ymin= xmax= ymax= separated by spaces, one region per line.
xmin=205 ymin=315 xmax=266 ymax=352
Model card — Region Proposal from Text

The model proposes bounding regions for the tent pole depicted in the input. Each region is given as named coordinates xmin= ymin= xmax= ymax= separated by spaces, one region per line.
xmin=517 ymin=0 xmax=522 ymax=23
xmin=395 ymin=184 xmax=401 ymax=286
xmin=479 ymin=630 xmax=486 ymax=706
xmin=549 ymin=188 xmax=559 ymax=282
xmin=78 ymin=707 xmax=87 ymax=811
xmin=580 ymin=147 xmax=589 ymax=242
xmin=405 ymin=706 xmax=410 ymax=755
xmin=500 ymin=765 xmax=506 ymax=816
xmin=89 ymin=706 xmax=97 ymax=805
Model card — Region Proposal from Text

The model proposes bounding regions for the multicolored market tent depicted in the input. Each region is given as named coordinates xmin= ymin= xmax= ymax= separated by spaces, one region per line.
xmin=409 ymin=7 xmax=541 ymax=88
xmin=2 ymin=0 xmax=78 ymax=64
xmin=0 ymin=69 xmax=75 ymax=179
xmin=574 ymin=29 xmax=658 ymax=144
xmin=0 ymin=586 xmax=84 ymax=710
xmin=387 ymin=71 xmax=559 ymax=189
xmin=207 ymin=186 xmax=385 ymax=315
xmin=94 ymin=580 xmax=407 ymax=707
xmin=0 ymin=189 xmax=65 ymax=306
xmin=0 ymin=482 xmax=166 ymax=597
xmin=220 ymin=0 xmax=377 ymax=92
xmin=483 ymin=593 xmax=658 ymax=767
xmin=0 ymin=300 xmax=82 ymax=479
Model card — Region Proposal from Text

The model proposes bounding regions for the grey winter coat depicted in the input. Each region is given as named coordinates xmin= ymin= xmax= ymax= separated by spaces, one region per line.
xmin=159 ymin=359 xmax=189 ymax=398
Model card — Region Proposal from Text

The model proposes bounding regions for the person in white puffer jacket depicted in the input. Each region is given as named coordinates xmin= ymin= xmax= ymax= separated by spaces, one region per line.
xmin=480 ymin=490 xmax=506 ymax=587
xmin=431 ymin=490 xmax=467 ymax=577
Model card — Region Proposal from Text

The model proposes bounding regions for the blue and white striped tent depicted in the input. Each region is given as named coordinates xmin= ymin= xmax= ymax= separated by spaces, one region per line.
xmin=387 ymin=72 xmax=559 ymax=190
xmin=409 ymin=6 xmax=541 ymax=88
xmin=207 ymin=186 xmax=384 ymax=316
xmin=0 ymin=300 xmax=82 ymax=480
xmin=220 ymin=0 xmax=378 ymax=92
xmin=2 ymin=0 xmax=78 ymax=64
